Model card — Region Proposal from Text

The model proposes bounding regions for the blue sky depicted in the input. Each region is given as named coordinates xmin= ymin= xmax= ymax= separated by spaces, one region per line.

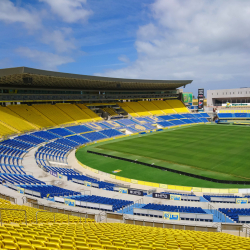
xmin=0 ymin=0 xmax=250 ymax=96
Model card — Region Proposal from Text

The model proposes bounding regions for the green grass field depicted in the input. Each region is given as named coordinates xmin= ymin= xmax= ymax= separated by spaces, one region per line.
xmin=76 ymin=124 xmax=250 ymax=188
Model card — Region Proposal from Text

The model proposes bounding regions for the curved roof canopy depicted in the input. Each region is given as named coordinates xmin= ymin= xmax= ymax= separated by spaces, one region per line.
xmin=0 ymin=67 xmax=192 ymax=90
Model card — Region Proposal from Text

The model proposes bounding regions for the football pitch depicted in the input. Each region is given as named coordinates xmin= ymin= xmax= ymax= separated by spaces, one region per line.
xmin=76 ymin=124 xmax=250 ymax=188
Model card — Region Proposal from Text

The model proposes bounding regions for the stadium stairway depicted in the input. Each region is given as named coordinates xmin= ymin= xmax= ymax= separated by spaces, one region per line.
xmin=117 ymin=203 xmax=146 ymax=215
xmin=203 ymin=209 xmax=235 ymax=223
xmin=200 ymin=196 xmax=209 ymax=202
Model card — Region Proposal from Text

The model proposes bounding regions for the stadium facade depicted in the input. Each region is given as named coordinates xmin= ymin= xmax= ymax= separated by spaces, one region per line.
xmin=0 ymin=67 xmax=192 ymax=103
xmin=207 ymin=87 xmax=250 ymax=107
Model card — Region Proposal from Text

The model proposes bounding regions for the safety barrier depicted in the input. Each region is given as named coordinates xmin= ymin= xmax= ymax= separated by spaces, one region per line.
xmin=27 ymin=200 xmax=96 ymax=220
xmin=133 ymin=208 xmax=213 ymax=222
xmin=0 ymin=208 xmax=27 ymax=225
xmin=123 ymin=217 xmax=218 ymax=232
xmin=0 ymin=192 xmax=17 ymax=204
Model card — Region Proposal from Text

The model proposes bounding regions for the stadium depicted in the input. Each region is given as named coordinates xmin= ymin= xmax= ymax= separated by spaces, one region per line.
xmin=1 ymin=66 xmax=250 ymax=250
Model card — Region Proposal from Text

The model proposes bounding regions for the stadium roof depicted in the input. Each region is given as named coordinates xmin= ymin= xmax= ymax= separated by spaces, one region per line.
xmin=0 ymin=67 xmax=192 ymax=91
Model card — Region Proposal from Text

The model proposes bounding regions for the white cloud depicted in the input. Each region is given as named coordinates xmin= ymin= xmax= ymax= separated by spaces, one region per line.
xmin=98 ymin=0 xmax=250 ymax=92
xmin=0 ymin=0 xmax=41 ymax=29
xmin=41 ymin=29 xmax=76 ymax=53
xmin=40 ymin=0 xmax=92 ymax=23
xmin=16 ymin=47 xmax=75 ymax=70
xmin=118 ymin=55 xmax=130 ymax=64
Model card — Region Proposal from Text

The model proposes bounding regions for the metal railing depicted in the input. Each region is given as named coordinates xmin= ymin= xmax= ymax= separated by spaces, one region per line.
xmin=120 ymin=198 xmax=143 ymax=214
xmin=122 ymin=215 xmax=218 ymax=232
xmin=243 ymin=224 xmax=250 ymax=237
xmin=0 ymin=208 xmax=27 ymax=225
xmin=208 ymin=202 xmax=227 ymax=222
xmin=28 ymin=200 xmax=94 ymax=221
xmin=98 ymin=211 xmax=106 ymax=222
xmin=0 ymin=192 xmax=17 ymax=204
xmin=134 ymin=198 xmax=144 ymax=208
xmin=35 ymin=210 xmax=87 ymax=224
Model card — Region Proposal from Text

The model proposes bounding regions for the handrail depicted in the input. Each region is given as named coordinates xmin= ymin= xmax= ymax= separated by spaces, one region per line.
xmin=243 ymin=223 xmax=250 ymax=237
xmin=208 ymin=202 xmax=226 ymax=222
xmin=0 ymin=208 xmax=27 ymax=225
xmin=22 ymin=196 xmax=27 ymax=204
xmin=98 ymin=210 xmax=106 ymax=222
xmin=28 ymin=200 xmax=94 ymax=221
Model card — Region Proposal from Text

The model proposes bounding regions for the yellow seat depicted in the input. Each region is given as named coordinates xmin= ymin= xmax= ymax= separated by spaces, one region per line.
xmin=60 ymin=243 xmax=75 ymax=250
xmin=1 ymin=235 xmax=15 ymax=242
xmin=0 ymin=241 xmax=5 ymax=248
xmin=38 ymin=233 xmax=50 ymax=237
xmin=140 ymin=246 xmax=153 ymax=250
xmin=100 ymin=240 xmax=112 ymax=245
xmin=75 ymin=241 xmax=88 ymax=248
xmin=34 ymin=247 xmax=51 ymax=250
xmin=18 ymin=243 xmax=35 ymax=250
xmin=29 ymin=240 xmax=45 ymax=248
xmin=2 ymin=240 xmax=20 ymax=250
xmin=88 ymin=243 xmax=102 ymax=249
xmin=15 ymin=238 xmax=30 ymax=244
xmin=75 ymin=247 xmax=89 ymax=250
xmin=10 ymin=233 xmax=22 ymax=238
xmin=62 ymin=236 xmax=74 ymax=241
xmin=61 ymin=239 xmax=74 ymax=245
xmin=126 ymin=243 xmax=138 ymax=248
xmin=113 ymin=242 xmax=125 ymax=247
xmin=44 ymin=242 xmax=60 ymax=249
xmin=22 ymin=235 xmax=35 ymax=241
xmin=103 ymin=246 xmax=118 ymax=250
xmin=34 ymin=237 xmax=47 ymax=242
xmin=48 ymin=238 xmax=61 ymax=244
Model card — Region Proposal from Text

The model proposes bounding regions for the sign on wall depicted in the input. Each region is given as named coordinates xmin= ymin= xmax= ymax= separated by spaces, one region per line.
xmin=49 ymin=171 xmax=58 ymax=177
xmin=17 ymin=187 xmax=25 ymax=194
xmin=128 ymin=189 xmax=144 ymax=196
xmin=64 ymin=198 xmax=76 ymax=207
xmin=182 ymin=93 xmax=193 ymax=104
xmin=119 ymin=188 xmax=128 ymax=194
xmin=170 ymin=194 xmax=181 ymax=201
xmin=84 ymin=181 xmax=92 ymax=187
xmin=236 ymin=198 xmax=248 ymax=204
xmin=152 ymin=193 xmax=170 ymax=199
xmin=163 ymin=212 xmax=180 ymax=220
xmin=58 ymin=173 xmax=63 ymax=179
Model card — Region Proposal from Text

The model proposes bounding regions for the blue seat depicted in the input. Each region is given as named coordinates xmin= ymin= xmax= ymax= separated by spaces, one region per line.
xmin=48 ymin=128 xmax=74 ymax=137
xmin=65 ymin=125 xmax=93 ymax=133
xmin=117 ymin=119 xmax=137 ymax=126
xmin=70 ymin=195 xmax=133 ymax=212
xmin=16 ymin=134 xmax=46 ymax=145
xmin=82 ymin=132 xmax=108 ymax=142
xmin=20 ymin=184 xmax=80 ymax=198
xmin=31 ymin=131 xmax=59 ymax=140
xmin=219 ymin=208 xmax=250 ymax=223
xmin=157 ymin=121 xmax=174 ymax=127
xmin=141 ymin=203 xmax=205 ymax=214
xmin=100 ymin=129 xmax=123 ymax=138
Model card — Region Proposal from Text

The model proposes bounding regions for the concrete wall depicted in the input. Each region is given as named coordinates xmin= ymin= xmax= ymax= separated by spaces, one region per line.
xmin=207 ymin=88 xmax=250 ymax=106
